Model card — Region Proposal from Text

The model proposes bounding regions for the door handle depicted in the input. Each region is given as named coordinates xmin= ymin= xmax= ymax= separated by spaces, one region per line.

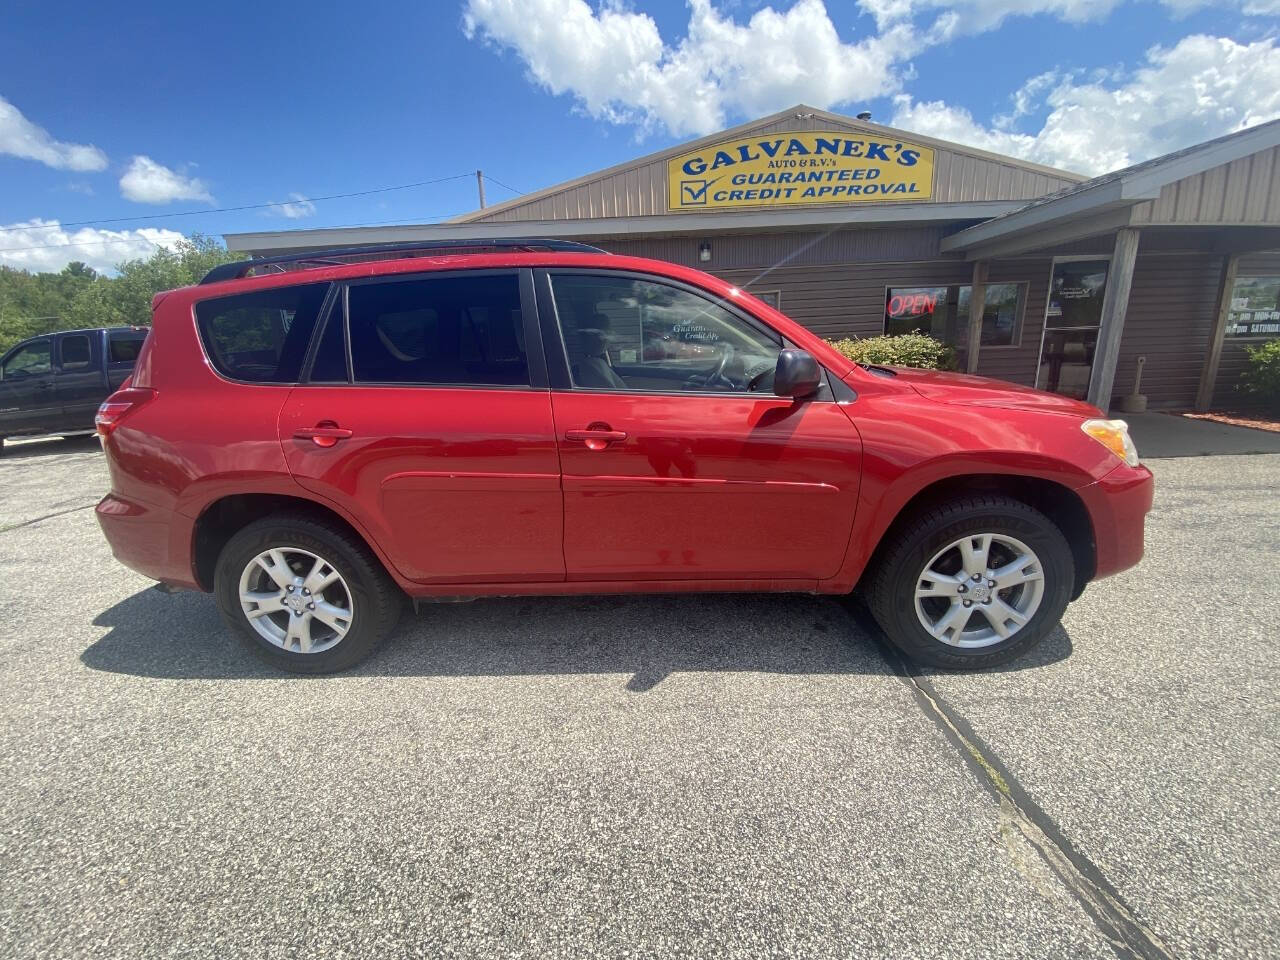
xmin=565 ymin=426 xmax=627 ymax=451
xmin=294 ymin=422 xmax=353 ymax=448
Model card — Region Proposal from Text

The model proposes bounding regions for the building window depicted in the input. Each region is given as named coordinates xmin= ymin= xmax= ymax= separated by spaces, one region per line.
xmin=885 ymin=282 xmax=1026 ymax=347
xmin=1226 ymin=276 xmax=1280 ymax=338
xmin=752 ymin=290 xmax=782 ymax=310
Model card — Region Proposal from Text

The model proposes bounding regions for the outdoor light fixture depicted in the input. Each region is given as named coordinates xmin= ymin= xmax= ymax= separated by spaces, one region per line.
xmin=698 ymin=241 xmax=712 ymax=262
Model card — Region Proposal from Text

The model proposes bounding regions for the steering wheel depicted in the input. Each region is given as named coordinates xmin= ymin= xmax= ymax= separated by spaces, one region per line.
xmin=683 ymin=342 xmax=735 ymax=390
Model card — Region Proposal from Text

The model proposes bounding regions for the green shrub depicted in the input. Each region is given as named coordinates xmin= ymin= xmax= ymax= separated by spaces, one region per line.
xmin=1239 ymin=338 xmax=1280 ymax=412
xmin=827 ymin=333 xmax=957 ymax=371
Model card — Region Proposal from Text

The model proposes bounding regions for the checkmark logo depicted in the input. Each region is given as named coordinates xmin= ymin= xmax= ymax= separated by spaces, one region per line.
xmin=680 ymin=178 xmax=717 ymax=206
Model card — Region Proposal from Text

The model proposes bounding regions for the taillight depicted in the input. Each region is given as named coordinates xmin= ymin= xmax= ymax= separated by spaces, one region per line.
xmin=96 ymin=387 xmax=155 ymax=437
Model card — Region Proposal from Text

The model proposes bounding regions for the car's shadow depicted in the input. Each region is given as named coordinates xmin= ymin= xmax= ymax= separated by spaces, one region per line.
xmin=82 ymin=587 xmax=1074 ymax=687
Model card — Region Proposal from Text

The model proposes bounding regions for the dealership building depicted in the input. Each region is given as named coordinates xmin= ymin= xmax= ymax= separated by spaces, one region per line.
xmin=226 ymin=106 xmax=1280 ymax=412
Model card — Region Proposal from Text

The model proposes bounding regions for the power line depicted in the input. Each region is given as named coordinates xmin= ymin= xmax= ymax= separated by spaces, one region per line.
xmin=483 ymin=175 xmax=524 ymax=196
xmin=0 ymin=174 xmax=476 ymax=235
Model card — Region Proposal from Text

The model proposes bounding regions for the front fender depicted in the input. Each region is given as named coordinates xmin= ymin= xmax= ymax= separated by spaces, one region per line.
xmin=823 ymin=392 xmax=1117 ymax=592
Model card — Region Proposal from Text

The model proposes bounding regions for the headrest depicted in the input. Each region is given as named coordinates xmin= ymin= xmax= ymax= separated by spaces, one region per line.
xmin=578 ymin=328 xmax=610 ymax=356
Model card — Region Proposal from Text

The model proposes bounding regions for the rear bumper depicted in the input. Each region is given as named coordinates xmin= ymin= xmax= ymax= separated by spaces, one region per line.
xmin=1076 ymin=463 xmax=1155 ymax=581
xmin=96 ymin=493 xmax=200 ymax=589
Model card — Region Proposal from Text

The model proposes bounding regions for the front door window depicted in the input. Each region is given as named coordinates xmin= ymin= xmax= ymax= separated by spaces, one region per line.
xmin=1037 ymin=260 xmax=1109 ymax=399
xmin=549 ymin=274 xmax=783 ymax=394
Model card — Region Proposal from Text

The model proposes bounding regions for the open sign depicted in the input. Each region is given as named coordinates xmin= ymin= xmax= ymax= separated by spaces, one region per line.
xmin=887 ymin=292 xmax=939 ymax=318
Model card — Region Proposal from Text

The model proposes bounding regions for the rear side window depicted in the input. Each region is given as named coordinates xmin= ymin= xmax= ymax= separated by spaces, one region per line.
xmin=348 ymin=273 xmax=527 ymax=386
xmin=60 ymin=334 xmax=92 ymax=370
xmin=108 ymin=332 xmax=147 ymax=364
xmin=195 ymin=284 xmax=328 ymax=383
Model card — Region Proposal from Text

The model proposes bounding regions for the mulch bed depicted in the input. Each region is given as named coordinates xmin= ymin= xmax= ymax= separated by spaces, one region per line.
xmin=1181 ymin=411 xmax=1280 ymax=433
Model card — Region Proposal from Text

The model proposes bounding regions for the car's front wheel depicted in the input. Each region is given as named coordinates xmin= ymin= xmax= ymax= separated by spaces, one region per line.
xmin=213 ymin=513 xmax=401 ymax=673
xmin=867 ymin=495 xmax=1074 ymax=669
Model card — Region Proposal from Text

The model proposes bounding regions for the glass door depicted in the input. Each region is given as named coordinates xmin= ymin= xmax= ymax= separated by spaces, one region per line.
xmin=1036 ymin=259 xmax=1109 ymax=399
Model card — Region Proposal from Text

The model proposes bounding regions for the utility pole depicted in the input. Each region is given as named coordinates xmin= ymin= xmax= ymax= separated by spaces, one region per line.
xmin=476 ymin=170 xmax=486 ymax=209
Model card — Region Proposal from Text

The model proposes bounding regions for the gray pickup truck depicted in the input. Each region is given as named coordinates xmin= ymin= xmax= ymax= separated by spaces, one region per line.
xmin=0 ymin=327 xmax=147 ymax=448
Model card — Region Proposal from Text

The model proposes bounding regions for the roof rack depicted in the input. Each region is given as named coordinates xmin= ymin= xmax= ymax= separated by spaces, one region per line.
xmin=199 ymin=238 xmax=609 ymax=285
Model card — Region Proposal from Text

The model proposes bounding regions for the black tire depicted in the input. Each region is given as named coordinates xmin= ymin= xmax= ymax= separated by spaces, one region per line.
xmin=213 ymin=512 xmax=402 ymax=673
xmin=867 ymin=495 xmax=1073 ymax=670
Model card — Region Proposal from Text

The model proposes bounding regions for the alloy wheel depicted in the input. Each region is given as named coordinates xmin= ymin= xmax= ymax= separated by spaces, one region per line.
xmin=237 ymin=547 xmax=354 ymax=654
xmin=913 ymin=533 xmax=1045 ymax=648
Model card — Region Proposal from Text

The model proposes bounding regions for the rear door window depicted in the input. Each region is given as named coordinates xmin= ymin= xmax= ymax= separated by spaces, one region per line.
xmin=108 ymin=331 xmax=147 ymax=365
xmin=195 ymin=284 xmax=329 ymax=383
xmin=348 ymin=272 xmax=528 ymax=386
xmin=59 ymin=334 xmax=92 ymax=370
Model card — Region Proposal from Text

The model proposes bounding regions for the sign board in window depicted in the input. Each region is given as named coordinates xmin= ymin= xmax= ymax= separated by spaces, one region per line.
xmin=1046 ymin=261 xmax=1108 ymax=328
xmin=885 ymin=283 xmax=1026 ymax=347
xmin=667 ymin=131 xmax=934 ymax=211
xmin=1226 ymin=276 xmax=1280 ymax=337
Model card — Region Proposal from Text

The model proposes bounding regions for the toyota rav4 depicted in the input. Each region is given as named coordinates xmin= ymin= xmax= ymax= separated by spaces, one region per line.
xmin=95 ymin=240 xmax=1154 ymax=673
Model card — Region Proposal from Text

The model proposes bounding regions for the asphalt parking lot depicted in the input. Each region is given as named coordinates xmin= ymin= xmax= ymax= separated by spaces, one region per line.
xmin=1 ymin=436 xmax=1277 ymax=959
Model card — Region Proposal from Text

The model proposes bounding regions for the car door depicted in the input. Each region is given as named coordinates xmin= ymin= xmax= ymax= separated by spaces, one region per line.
xmin=538 ymin=269 xmax=862 ymax=583
xmin=0 ymin=338 xmax=57 ymax=435
xmin=277 ymin=269 xmax=564 ymax=585
xmin=54 ymin=331 xmax=106 ymax=431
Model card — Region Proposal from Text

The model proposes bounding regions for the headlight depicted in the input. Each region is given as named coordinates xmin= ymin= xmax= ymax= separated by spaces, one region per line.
xmin=1081 ymin=419 xmax=1140 ymax=467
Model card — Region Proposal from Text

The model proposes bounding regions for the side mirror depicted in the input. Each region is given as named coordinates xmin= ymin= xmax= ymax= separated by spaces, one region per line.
xmin=773 ymin=349 xmax=821 ymax=398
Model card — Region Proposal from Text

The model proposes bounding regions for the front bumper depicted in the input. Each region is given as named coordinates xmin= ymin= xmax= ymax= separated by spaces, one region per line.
xmin=96 ymin=493 xmax=200 ymax=590
xmin=1076 ymin=463 xmax=1155 ymax=581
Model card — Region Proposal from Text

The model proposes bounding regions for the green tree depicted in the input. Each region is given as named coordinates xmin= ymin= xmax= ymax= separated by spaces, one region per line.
xmin=0 ymin=235 xmax=246 ymax=352
xmin=63 ymin=234 xmax=245 ymax=329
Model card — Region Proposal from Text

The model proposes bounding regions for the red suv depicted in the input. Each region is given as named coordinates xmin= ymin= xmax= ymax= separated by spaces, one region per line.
xmin=95 ymin=240 xmax=1153 ymax=673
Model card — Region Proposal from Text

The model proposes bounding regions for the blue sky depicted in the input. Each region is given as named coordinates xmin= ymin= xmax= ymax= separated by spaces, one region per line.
xmin=1 ymin=0 xmax=1277 ymax=272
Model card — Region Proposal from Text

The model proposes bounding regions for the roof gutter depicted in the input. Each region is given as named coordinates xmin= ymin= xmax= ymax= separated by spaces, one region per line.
xmin=940 ymin=179 xmax=1145 ymax=255
xmin=227 ymin=201 xmax=1026 ymax=255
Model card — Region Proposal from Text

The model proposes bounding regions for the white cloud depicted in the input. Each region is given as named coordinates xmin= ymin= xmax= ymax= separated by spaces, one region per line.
xmin=861 ymin=0 xmax=1278 ymax=34
xmin=463 ymin=0 xmax=915 ymax=138
xmin=0 ymin=219 xmax=185 ymax=274
xmin=1160 ymin=0 xmax=1280 ymax=14
xmin=860 ymin=0 xmax=1121 ymax=33
xmin=891 ymin=35 xmax=1280 ymax=175
xmin=0 ymin=95 xmax=107 ymax=171
xmin=268 ymin=192 xmax=317 ymax=219
xmin=118 ymin=155 xmax=213 ymax=204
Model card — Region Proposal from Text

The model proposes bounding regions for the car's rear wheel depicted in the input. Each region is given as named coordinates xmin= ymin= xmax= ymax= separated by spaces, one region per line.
xmin=867 ymin=495 xmax=1073 ymax=669
xmin=213 ymin=513 xmax=401 ymax=673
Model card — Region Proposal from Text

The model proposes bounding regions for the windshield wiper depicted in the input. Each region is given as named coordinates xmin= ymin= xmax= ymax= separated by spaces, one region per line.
xmin=859 ymin=363 xmax=897 ymax=377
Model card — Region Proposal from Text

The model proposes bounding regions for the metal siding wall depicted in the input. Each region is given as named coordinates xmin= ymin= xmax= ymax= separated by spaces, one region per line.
xmin=1238 ymin=250 xmax=1280 ymax=274
xmin=595 ymin=227 xmax=948 ymax=269
xmin=1112 ymin=253 xmax=1224 ymax=407
xmin=1128 ymin=146 xmax=1280 ymax=226
xmin=467 ymin=116 xmax=1081 ymax=223
xmin=714 ymin=260 xmax=974 ymax=340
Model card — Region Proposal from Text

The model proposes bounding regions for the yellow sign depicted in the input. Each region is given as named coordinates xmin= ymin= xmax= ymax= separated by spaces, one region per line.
xmin=666 ymin=130 xmax=934 ymax=211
